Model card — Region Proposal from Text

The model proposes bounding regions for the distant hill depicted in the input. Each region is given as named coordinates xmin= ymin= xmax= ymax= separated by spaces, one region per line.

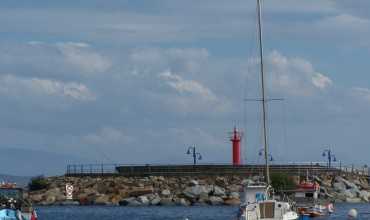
xmin=0 ymin=148 xmax=86 ymax=177
xmin=0 ymin=174 xmax=31 ymax=187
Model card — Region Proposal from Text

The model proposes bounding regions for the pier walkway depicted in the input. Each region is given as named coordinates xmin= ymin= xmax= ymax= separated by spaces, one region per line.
xmin=65 ymin=162 xmax=369 ymax=178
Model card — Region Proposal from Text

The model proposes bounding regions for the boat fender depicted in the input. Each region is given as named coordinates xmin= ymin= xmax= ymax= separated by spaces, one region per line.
xmin=16 ymin=210 xmax=22 ymax=220
xmin=31 ymin=210 xmax=38 ymax=220
xmin=326 ymin=203 xmax=334 ymax=213
xmin=348 ymin=209 xmax=358 ymax=219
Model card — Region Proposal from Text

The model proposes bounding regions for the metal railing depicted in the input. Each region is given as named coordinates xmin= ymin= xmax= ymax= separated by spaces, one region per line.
xmin=65 ymin=162 xmax=369 ymax=178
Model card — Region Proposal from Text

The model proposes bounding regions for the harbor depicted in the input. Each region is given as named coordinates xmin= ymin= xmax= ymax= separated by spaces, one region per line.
xmin=28 ymin=170 xmax=370 ymax=206
xmin=0 ymin=0 xmax=370 ymax=219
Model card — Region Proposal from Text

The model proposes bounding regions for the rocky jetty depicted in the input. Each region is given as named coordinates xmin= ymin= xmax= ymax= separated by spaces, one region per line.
xmin=316 ymin=175 xmax=370 ymax=203
xmin=28 ymin=176 xmax=242 ymax=206
xmin=28 ymin=174 xmax=370 ymax=206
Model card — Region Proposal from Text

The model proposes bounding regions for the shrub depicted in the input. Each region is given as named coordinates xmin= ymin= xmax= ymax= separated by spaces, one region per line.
xmin=28 ymin=176 xmax=49 ymax=191
xmin=270 ymin=172 xmax=296 ymax=191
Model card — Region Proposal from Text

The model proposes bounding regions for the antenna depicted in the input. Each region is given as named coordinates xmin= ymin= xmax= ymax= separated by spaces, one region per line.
xmin=257 ymin=0 xmax=271 ymax=185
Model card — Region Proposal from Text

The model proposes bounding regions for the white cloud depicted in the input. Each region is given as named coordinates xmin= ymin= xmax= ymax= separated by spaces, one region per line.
xmin=83 ymin=127 xmax=133 ymax=146
xmin=315 ymin=14 xmax=370 ymax=36
xmin=56 ymin=42 xmax=111 ymax=73
xmin=159 ymin=70 xmax=217 ymax=101
xmin=0 ymin=74 xmax=96 ymax=101
xmin=312 ymin=73 xmax=332 ymax=89
xmin=350 ymin=87 xmax=370 ymax=102
xmin=130 ymin=48 xmax=209 ymax=75
xmin=260 ymin=51 xmax=333 ymax=96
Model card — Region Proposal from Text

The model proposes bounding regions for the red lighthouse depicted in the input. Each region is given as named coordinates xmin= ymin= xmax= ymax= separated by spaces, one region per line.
xmin=230 ymin=127 xmax=242 ymax=165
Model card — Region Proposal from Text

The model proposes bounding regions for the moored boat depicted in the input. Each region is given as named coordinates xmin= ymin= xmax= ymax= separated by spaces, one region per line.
xmin=283 ymin=180 xmax=334 ymax=218
xmin=0 ymin=183 xmax=38 ymax=220
xmin=238 ymin=0 xmax=298 ymax=219
xmin=239 ymin=183 xmax=298 ymax=220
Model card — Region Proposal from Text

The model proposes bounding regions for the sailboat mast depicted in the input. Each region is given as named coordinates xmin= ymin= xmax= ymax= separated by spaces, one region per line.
xmin=257 ymin=0 xmax=270 ymax=185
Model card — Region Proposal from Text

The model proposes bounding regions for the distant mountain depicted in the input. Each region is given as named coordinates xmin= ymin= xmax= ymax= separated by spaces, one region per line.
xmin=0 ymin=174 xmax=31 ymax=187
xmin=0 ymin=148 xmax=86 ymax=177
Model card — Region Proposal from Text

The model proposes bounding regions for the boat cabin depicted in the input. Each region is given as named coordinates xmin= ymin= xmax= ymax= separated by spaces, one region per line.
xmin=242 ymin=183 xmax=269 ymax=204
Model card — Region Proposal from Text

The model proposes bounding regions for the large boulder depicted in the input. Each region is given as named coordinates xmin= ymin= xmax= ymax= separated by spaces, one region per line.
xmin=212 ymin=186 xmax=226 ymax=197
xmin=119 ymin=197 xmax=141 ymax=206
xmin=161 ymin=189 xmax=171 ymax=197
xmin=174 ymin=198 xmax=190 ymax=206
xmin=359 ymin=190 xmax=370 ymax=202
xmin=29 ymin=194 xmax=43 ymax=203
xmin=188 ymin=180 xmax=199 ymax=186
xmin=215 ymin=177 xmax=227 ymax=187
xmin=241 ymin=179 xmax=254 ymax=186
xmin=97 ymin=183 xmax=109 ymax=194
xmin=159 ymin=198 xmax=175 ymax=206
xmin=137 ymin=196 xmax=150 ymax=205
xmin=315 ymin=175 xmax=332 ymax=188
xmin=94 ymin=194 xmax=111 ymax=205
xmin=183 ymin=185 xmax=212 ymax=199
xmin=346 ymin=197 xmax=362 ymax=203
xmin=320 ymin=186 xmax=334 ymax=198
xmin=227 ymin=184 xmax=242 ymax=193
xmin=343 ymin=190 xmax=356 ymax=199
xmin=208 ymin=196 xmax=223 ymax=205
xmin=129 ymin=186 xmax=154 ymax=197
xmin=224 ymin=198 xmax=241 ymax=206
xmin=229 ymin=192 xmax=240 ymax=199
xmin=336 ymin=177 xmax=357 ymax=189
xmin=333 ymin=182 xmax=346 ymax=192
xmin=150 ymin=196 xmax=161 ymax=206
xmin=43 ymin=195 xmax=56 ymax=205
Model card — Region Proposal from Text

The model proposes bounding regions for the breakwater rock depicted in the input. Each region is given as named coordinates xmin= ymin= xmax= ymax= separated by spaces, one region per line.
xmin=28 ymin=174 xmax=370 ymax=206
xmin=29 ymin=176 xmax=242 ymax=206
xmin=316 ymin=175 xmax=370 ymax=203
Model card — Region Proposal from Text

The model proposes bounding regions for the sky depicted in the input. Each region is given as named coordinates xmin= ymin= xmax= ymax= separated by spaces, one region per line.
xmin=1 ymin=0 xmax=370 ymax=176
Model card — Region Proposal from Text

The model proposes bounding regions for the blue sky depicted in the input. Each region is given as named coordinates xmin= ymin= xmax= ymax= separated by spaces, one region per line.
xmin=0 ymin=0 xmax=370 ymax=175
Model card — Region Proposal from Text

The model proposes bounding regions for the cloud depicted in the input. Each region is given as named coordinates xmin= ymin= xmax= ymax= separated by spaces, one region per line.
xmin=316 ymin=14 xmax=370 ymax=35
xmin=0 ymin=74 xmax=96 ymax=101
xmin=258 ymin=51 xmax=333 ymax=96
xmin=280 ymin=13 xmax=370 ymax=48
xmin=311 ymin=73 xmax=333 ymax=89
xmin=350 ymin=87 xmax=370 ymax=102
xmin=129 ymin=48 xmax=209 ymax=75
xmin=83 ymin=127 xmax=133 ymax=146
xmin=159 ymin=70 xmax=217 ymax=101
xmin=56 ymin=42 xmax=111 ymax=73
xmin=0 ymin=41 xmax=112 ymax=83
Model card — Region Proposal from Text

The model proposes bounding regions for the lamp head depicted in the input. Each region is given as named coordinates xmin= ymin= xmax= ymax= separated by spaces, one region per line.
xmin=333 ymin=156 xmax=337 ymax=162
xmin=186 ymin=148 xmax=191 ymax=154
xmin=198 ymin=154 xmax=202 ymax=160
xmin=322 ymin=152 xmax=326 ymax=157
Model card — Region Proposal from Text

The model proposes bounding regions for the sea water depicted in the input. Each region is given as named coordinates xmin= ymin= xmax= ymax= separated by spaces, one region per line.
xmin=37 ymin=203 xmax=370 ymax=220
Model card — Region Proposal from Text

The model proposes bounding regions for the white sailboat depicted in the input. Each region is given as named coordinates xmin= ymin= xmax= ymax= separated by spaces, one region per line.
xmin=238 ymin=0 xmax=298 ymax=219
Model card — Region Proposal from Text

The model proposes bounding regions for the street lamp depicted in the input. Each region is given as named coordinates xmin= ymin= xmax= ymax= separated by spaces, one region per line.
xmin=187 ymin=145 xmax=202 ymax=165
xmin=322 ymin=148 xmax=336 ymax=168
xmin=363 ymin=164 xmax=368 ymax=176
xmin=258 ymin=149 xmax=274 ymax=162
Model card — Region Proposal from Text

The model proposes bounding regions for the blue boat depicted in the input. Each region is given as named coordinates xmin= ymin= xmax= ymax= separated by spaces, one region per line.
xmin=0 ymin=184 xmax=37 ymax=220
xmin=0 ymin=209 xmax=20 ymax=220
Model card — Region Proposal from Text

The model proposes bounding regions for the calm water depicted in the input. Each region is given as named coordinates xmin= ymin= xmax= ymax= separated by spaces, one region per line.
xmin=37 ymin=203 xmax=370 ymax=220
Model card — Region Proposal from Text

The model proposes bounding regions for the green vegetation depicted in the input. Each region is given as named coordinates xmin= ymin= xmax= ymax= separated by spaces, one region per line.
xmin=270 ymin=172 xmax=296 ymax=191
xmin=28 ymin=176 xmax=49 ymax=191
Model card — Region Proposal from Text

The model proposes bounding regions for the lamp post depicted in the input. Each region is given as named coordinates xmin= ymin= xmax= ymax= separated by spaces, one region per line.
xmin=322 ymin=148 xmax=336 ymax=168
xmin=363 ymin=164 xmax=368 ymax=176
xmin=259 ymin=149 xmax=274 ymax=162
xmin=187 ymin=145 xmax=202 ymax=165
